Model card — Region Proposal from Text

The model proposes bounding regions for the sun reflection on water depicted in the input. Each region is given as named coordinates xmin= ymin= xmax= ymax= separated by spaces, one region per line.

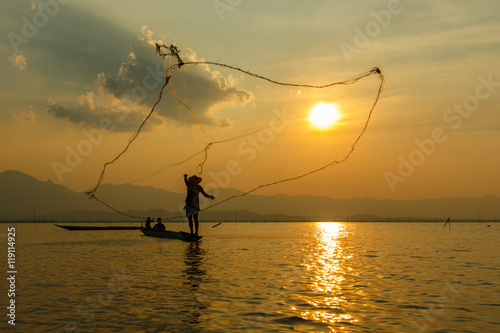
xmin=300 ymin=222 xmax=357 ymax=329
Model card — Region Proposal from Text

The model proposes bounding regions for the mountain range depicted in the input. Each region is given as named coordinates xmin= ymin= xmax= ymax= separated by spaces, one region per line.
xmin=1 ymin=170 xmax=499 ymax=221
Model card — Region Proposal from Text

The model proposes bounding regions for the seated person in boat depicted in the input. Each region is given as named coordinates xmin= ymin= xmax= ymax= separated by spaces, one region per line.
xmin=152 ymin=218 xmax=166 ymax=232
xmin=183 ymin=174 xmax=215 ymax=236
xmin=145 ymin=217 xmax=153 ymax=229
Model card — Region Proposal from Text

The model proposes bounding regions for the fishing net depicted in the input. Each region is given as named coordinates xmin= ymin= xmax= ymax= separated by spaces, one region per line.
xmin=85 ymin=43 xmax=385 ymax=219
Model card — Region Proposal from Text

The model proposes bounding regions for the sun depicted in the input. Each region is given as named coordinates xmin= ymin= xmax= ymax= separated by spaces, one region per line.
xmin=308 ymin=103 xmax=341 ymax=129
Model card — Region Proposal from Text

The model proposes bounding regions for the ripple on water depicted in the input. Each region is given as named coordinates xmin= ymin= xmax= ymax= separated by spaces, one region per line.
xmin=273 ymin=315 xmax=334 ymax=332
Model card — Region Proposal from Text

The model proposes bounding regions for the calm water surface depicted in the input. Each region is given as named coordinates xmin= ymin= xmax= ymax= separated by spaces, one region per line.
xmin=1 ymin=222 xmax=499 ymax=332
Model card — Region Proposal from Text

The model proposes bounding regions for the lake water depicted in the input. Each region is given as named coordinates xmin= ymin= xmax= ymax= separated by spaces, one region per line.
xmin=1 ymin=222 xmax=499 ymax=332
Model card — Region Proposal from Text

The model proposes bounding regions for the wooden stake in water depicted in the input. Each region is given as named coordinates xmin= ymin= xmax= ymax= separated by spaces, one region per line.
xmin=443 ymin=217 xmax=451 ymax=231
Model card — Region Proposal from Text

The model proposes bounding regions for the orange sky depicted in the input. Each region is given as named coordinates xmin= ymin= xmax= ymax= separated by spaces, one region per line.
xmin=1 ymin=1 xmax=499 ymax=200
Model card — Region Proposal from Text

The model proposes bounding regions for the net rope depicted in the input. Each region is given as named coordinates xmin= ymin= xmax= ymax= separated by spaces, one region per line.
xmin=85 ymin=44 xmax=385 ymax=220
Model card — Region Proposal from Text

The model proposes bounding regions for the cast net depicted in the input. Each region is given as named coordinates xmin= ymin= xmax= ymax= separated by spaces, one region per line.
xmin=85 ymin=43 xmax=385 ymax=220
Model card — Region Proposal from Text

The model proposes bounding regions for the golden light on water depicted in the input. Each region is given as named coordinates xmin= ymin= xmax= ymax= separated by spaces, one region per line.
xmin=308 ymin=103 xmax=341 ymax=129
xmin=311 ymin=222 xmax=346 ymax=294
xmin=317 ymin=221 xmax=342 ymax=243
xmin=300 ymin=222 xmax=357 ymax=328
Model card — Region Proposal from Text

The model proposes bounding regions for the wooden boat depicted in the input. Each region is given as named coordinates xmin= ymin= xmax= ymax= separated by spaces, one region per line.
xmin=55 ymin=224 xmax=141 ymax=230
xmin=139 ymin=227 xmax=203 ymax=241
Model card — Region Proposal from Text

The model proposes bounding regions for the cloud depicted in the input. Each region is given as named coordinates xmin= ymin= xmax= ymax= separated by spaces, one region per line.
xmin=48 ymin=27 xmax=254 ymax=131
xmin=46 ymin=101 xmax=155 ymax=133
xmin=100 ymin=28 xmax=254 ymax=125
xmin=8 ymin=53 xmax=27 ymax=70
xmin=0 ymin=1 xmax=135 ymax=83
xmin=13 ymin=106 xmax=35 ymax=121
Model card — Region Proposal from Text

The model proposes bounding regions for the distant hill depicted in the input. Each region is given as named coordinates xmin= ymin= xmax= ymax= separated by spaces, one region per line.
xmin=1 ymin=170 xmax=499 ymax=221
xmin=0 ymin=170 xmax=100 ymax=220
xmin=90 ymin=183 xmax=185 ymax=213
xmin=207 ymin=193 xmax=500 ymax=220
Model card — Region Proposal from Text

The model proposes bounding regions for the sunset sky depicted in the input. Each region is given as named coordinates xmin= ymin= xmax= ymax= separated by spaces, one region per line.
xmin=1 ymin=0 xmax=499 ymax=200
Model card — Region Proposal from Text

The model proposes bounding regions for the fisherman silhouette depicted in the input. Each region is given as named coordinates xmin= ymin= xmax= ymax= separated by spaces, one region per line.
xmin=183 ymin=174 xmax=214 ymax=236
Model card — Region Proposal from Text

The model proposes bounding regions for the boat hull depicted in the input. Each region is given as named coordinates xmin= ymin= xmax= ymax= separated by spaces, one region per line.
xmin=55 ymin=224 xmax=141 ymax=230
xmin=139 ymin=227 xmax=202 ymax=241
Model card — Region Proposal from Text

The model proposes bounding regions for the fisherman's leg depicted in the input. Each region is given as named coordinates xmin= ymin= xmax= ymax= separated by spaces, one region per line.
xmin=188 ymin=215 xmax=194 ymax=234
xmin=194 ymin=213 xmax=199 ymax=235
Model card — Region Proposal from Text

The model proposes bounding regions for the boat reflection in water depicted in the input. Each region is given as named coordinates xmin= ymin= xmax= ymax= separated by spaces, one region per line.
xmin=298 ymin=222 xmax=357 ymax=329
